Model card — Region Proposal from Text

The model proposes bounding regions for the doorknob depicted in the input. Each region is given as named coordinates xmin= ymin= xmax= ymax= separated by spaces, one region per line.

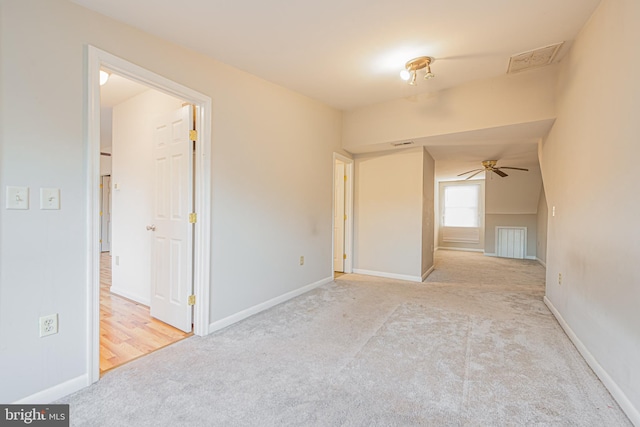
xmin=146 ymin=224 xmax=156 ymax=231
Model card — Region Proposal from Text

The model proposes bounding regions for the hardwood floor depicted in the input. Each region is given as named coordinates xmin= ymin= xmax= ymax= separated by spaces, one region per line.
xmin=100 ymin=253 xmax=191 ymax=374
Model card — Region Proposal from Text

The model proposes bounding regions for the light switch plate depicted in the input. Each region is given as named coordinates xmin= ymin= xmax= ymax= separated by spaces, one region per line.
xmin=6 ymin=186 xmax=29 ymax=209
xmin=40 ymin=188 xmax=60 ymax=210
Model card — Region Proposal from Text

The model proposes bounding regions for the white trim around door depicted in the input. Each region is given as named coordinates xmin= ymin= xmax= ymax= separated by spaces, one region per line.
xmin=86 ymin=45 xmax=212 ymax=385
xmin=332 ymin=153 xmax=354 ymax=276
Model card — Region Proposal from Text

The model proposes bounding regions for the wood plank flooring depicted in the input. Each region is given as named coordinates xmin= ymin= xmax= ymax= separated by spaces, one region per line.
xmin=100 ymin=253 xmax=191 ymax=374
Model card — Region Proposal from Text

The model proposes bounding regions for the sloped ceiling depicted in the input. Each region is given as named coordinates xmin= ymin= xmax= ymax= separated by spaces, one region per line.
xmin=74 ymin=0 xmax=601 ymax=177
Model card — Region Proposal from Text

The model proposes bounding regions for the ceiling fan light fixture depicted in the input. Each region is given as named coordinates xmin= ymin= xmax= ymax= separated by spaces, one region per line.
xmin=401 ymin=56 xmax=435 ymax=85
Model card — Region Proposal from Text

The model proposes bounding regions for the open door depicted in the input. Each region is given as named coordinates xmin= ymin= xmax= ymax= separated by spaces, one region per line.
xmin=334 ymin=160 xmax=345 ymax=272
xmin=148 ymin=105 xmax=193 ymax=332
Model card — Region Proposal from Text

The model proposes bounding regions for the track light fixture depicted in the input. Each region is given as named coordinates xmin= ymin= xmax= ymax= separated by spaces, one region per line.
xmin=400 ymin=56 xmax=435 ymax=85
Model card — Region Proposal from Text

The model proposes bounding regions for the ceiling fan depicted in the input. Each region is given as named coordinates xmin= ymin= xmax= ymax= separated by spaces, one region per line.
xmin=458 ymin=160 xmax=529 ymax=180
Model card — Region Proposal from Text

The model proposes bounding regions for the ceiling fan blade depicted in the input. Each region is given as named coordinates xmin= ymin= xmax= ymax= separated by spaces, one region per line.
xmin=457 ymin=168 xmax=483 ymax=176
xmin=465 ymin=170 xmax=484 ymax=180
xmin=493 ymin=169 xmax=508 ymax=177
xmin=499 ymin=166 xmax=529 ymax=171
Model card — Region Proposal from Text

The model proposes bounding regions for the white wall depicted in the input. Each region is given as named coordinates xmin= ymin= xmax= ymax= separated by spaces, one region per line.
xmin=353 ymin=148 xmax=428 ymax=281
xmin=536 ymin=186 xmax=548 ymax=265
xmin=342 ymin=66 xmax=558 ymax=151
xmin=421 ymin=149 xmax=435 ymax=278
xmin=0 ymin=0 xmax=344 ymax=403
xmin=541 ymin=0 xmax=640 ymax=422
xmin=484 ymin=165 xmax=542 ymax=258
xmin=110 ymin=89 xmax=184 ymax=304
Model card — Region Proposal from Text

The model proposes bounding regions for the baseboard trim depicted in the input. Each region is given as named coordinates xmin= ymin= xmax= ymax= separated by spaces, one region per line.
xmin=352 ymin=269 xmax=422 ymax=283
xmin=13 ymin=374 xmax=88 ymax=404
xmin=536 ymin=257 xmax=547 ymax=268
xmin=544 ymin=296 xmax=640 ymax=426
xmin=437 ymin=247 xmax=484 ymax=253
xmin=208 ymin=276 xmax=333 ymax=334
xmin=422 ymin=266 xmax=435 ymax=281
xmin=110 ymin=286 xmax=150 ymax=306
xmin=484 ymin=253 xmax=539 ymax=262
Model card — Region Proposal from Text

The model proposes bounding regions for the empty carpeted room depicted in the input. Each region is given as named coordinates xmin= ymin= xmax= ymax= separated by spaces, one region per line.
xmin=1 ymin=0 xmax=639 ymax=426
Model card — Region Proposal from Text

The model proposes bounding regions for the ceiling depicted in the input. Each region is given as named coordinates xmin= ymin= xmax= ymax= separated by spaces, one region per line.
xmin=80 ymin=0 xmax=601 ymax=177
xmin=73 ymin=0 xmax=600 ymax=111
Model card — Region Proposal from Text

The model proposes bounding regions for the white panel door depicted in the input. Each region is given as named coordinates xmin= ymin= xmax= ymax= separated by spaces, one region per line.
xmin=334 ymin=161 xmax=345 ymax=272
xmin=149 ymin=105 xmax=193 ymax=332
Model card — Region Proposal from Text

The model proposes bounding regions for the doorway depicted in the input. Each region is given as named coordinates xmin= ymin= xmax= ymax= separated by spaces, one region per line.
xmin=333 ymin=153 xmax=354 ymax=277
xmin=87 ymin=46 xmax=212 ymax=383
xmin=98 ymin=75 xmax=195 ymax=373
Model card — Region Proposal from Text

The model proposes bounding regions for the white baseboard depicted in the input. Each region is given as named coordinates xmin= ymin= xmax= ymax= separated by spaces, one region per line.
xmin=484 ymin=253 xmax=539 ymax=262
xmin=352 ymin=269 xmax=422 ymax=283
xmin=437 ymin=247 xmax=484 ymax=253
xmin=208 ymin=276 xmax=333 ymax=334
xmin=13 ymin=374 xmax=88 ymax=404
xmin=536 ymin=257 xmax=547 ymax=268
xmin=110 ymin=286 xmax=150 ymax=306
xmin=544 ymin=297 xmax=640 ymax=426
xmin=422 ymin=266 xmax=435 ymax=281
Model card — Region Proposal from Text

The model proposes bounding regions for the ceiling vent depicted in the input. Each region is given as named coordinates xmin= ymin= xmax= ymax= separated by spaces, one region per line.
xmin=507 ymin=42 xmax=564 ymax=74
xmin=391 ymin=141 xmax=414 ymax=147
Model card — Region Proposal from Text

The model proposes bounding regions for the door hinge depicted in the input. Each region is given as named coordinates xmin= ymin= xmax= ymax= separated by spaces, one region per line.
xmin=189 ymin=213 xmax=197 ymax=224
xmin=189 ymin=130 xmax=198 ymax=141
xmin=344 ymin=175 xmax=347 ymax=181
xmin=99 ymin=184 xmax=103 ymax=188
xmin=100 ymin=211 xmax=103 ymax=217
xmin=188 ymin=295 xmax=196 ymax=306
xmin=344 ymin=214 xmax=347 ymax=221
xmin=343 ymin=254 xmax=347 ymax=260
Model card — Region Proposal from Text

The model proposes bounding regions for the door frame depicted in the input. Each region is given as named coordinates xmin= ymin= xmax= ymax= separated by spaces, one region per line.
xmin=86 ymin=46 xmax=212 ymax=384
xmin=332 ymin=153 xmax=354 ymax=276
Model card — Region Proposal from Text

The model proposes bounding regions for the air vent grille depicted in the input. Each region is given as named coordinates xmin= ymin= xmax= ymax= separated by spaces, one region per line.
xmin=507 ymin=42 xmax=564 ymax=74
xmin=391 ymin=141 xmax=414 ymax=147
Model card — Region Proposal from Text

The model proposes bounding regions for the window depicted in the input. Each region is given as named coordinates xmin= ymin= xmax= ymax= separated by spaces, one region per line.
xmin=443 ymin=184 xmax=479 ymax=227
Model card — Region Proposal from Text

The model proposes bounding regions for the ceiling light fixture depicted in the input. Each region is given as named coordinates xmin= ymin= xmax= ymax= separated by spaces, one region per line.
xmin=400 ymin=56 xmax=435 ymax=85
xmin=99 ymin=70 xmax=110 ymax=86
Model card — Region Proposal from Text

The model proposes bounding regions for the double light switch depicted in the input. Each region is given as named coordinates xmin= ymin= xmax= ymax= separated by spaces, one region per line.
xmin=5 ymin=186 xmax=61 ymax=210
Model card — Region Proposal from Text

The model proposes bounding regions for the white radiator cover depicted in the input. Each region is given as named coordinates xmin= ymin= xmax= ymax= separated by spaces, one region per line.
xmin=496 ymin=227 xmax=527 ymax=259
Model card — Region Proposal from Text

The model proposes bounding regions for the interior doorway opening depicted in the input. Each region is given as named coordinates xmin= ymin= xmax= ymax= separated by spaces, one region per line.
xmin=87 ymin=46 xmax=212 ymax=384
xmin=98 ymin=71 xmax=195 ymax=374
xmin=332 ymin=153 xmax=354 ymax=277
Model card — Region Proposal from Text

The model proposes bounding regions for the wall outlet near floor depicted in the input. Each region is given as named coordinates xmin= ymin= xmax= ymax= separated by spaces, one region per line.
xmin=558 ymin=273 xmax=562 ymax=285
xmin=299 ymin=256 xmax=304 ymax=266
xmin=39 ymin=314 xmax=58 ymax=337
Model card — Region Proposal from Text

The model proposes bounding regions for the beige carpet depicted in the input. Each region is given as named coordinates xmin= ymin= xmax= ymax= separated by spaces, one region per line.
xmin=60 ymin=250 xmax=631 ymax=426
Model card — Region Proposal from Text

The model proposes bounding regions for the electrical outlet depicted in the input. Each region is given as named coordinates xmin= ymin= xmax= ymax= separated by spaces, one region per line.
xmin=558 ymin=273 xmax=562 ymax=285
xmin=299 ymin=256 xmax=304 ymax=266
xmin=39 ymin=314 xmax=58 ymax=337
